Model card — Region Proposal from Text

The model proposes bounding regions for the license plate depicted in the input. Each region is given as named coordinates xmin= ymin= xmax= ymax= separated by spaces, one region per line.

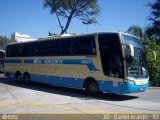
xmin=140 ymin=88 xmax=144 ymax=91
xmin=113 ymin=82 xmax=118 ymax=87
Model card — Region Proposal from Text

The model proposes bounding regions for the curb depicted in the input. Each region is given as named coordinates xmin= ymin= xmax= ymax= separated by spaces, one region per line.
xmin=149 ymin=87 xmax=160 ymax=89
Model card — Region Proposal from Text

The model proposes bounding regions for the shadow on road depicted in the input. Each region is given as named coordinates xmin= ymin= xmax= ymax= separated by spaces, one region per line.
xmin=0 ymin=78 xmax=138 ymax=101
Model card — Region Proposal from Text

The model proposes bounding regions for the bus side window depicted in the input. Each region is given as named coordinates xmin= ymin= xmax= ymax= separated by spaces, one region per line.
xmin=18 ymin=45 xmax=25 ymax=57
xmin=72 ymin=36 xmax=96 ymax=55
xmin=34 ymin=44 xmax=40 ymax=56
xmin=51 ymin=41 xmax=57 ymax=56
xmin=26 ymin=43 xmax=33 ymax=57
xmin=6 ymin=46 xmax=11 ymax=57
xmin=69 ymin=40 xmax=74 ymax=55
xmin=60 ymin=39 xmax=72 ymax=56
xmin=72 ymin=39 xmax=80 ymax=55
xmin=47 ymin=42 xmax=52 ymax=56
xmin=91 ymin=39 xmax=96 ymax=54
xmin=13 ymin=45 xmax=18 ymax=57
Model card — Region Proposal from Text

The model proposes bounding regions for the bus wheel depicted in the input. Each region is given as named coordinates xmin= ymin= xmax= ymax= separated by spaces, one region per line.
xmin=85 ymin=80 xmax=99 ymax=94
xmin=23 ymin=73 xmax=31 ymax=84
xmin=15 ymin=72 xmax=22 ymax=81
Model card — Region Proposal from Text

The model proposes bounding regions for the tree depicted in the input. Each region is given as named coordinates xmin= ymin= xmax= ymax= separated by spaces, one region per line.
xmin=43 ymin=0 xmax=100 ymax=34
xmin=0 ymin=36 xmax=16 ymax=50
xmin=146 ymin=0 xmax=160 ymax=42
xmin=127 ymin=25 xmax=160 ymax=86
xmin=141 ymin=36 xmax=160 ymax=86
xmin=126 ymin=25 xmax=143 ymax=38
xmin=0 ymin=36 xmax=9 ymax=50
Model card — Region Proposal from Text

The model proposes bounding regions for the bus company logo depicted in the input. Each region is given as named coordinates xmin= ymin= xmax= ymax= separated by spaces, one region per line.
xmin=34 ymin=59 xmax=42 ymax=64
xmin=81 ymin=60 xmax=91 ymax=64
xmin=1 ymin=114 xmax=18 ymax=120
xmin=33 ymin=59 xmax=63 ymax=64
xmin=1 ymin=114 xmax=8 ymax=120
xmin=43 ymin=59 xmax=63 ymax=64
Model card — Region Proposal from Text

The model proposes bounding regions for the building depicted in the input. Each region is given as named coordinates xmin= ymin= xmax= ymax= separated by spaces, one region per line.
xmin=11 ymin=32 xmax=31 ymax=43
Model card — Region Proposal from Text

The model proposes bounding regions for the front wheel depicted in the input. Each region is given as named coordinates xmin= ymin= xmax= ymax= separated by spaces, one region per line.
xmin=85 ymin=81 xmax=99 ymax=94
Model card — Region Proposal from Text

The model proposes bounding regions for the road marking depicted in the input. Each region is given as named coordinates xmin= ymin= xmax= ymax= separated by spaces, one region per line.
xmin=16 ymin=98 xmax=76 ymax=111
xmin=16 ymin=98 xmax=107 ymax=113
xmin=0 ymin=98 xmax=107 ymax=113
xmin=0 ymin=103 xmax=29 ymax=109
xmin=0 ymin=98 xmax=8 ymax=101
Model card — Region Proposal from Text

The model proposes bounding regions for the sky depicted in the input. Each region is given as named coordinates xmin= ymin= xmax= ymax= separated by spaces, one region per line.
xmin=0 ymin=0 xmax=153 ymax=39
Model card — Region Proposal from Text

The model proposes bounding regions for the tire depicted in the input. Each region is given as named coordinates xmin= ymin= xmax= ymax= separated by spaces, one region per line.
xmin=85 ymin=81 xmax=99 ymax=94
xmin=15 ymin=72 xmax=22 ymax=81
xmin=23 ymin=73 xmax=31 ymax=84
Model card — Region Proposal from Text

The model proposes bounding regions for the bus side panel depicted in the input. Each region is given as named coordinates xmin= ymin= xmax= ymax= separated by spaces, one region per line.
xmin=5 ymin=57 xmax=124 ymax=91
xmin=5 ymin=70 xmax=85 ymax=89
xmin=5 ymin=59 xmax=88 ymax=89
xmin=31 ymin=74 xmax=84 ymax=89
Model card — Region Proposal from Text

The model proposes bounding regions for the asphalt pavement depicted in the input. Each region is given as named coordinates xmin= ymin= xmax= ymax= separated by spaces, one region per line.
xmin=0 ymin=75 xmax=160 ymax=120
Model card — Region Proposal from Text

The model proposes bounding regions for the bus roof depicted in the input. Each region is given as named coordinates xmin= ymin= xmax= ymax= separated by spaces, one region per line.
xmin=7 ymin=32 xmax=138 ymax=46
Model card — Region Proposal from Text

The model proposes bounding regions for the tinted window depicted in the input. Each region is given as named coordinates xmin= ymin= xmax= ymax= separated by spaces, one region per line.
xmin=6 ymin=35 xmax=96 ymax=57
xmin=72 ymin=36 xmax=96 ymax=55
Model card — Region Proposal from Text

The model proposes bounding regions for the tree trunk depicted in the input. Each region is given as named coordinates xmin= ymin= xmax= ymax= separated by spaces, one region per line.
xmin=60 ymin=11 xmax=74 ymax=34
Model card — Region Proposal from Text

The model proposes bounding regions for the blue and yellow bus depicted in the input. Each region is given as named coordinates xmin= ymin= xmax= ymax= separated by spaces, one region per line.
xmin=5 ymin=32 xmax=149 ymax=94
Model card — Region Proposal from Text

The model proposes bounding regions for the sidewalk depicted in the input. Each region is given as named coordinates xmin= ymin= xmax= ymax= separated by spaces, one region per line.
xmin=149 ymin=87 xmax=160 ymax=89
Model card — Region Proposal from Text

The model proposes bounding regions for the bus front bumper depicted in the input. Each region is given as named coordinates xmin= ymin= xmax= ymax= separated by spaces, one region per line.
xmin=98 ymin=81 xmax=149 ymax=94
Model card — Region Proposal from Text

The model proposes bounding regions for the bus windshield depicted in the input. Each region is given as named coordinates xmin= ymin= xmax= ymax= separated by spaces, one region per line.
xmin=122 ymin=35 xmax=148 ymax=78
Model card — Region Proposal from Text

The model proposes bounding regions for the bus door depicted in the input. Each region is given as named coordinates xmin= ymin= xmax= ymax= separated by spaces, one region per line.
xmin=98 ymin=33 xmax=124 ymax=79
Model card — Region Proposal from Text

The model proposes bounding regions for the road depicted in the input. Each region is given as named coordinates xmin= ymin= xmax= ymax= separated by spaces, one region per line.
xmin=0 ymin=75 xmax=160 ymax=119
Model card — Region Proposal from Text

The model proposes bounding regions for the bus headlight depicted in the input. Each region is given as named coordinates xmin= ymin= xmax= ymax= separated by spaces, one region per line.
xmin=128 ymin=80 xmax=135 ymax=84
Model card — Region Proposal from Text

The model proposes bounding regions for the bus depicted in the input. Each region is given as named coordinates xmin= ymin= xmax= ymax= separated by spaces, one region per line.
xmin=5 ymin=32 xmax=149 ymax=94
xmin=0 ymin=50 xmax=5 ymax=73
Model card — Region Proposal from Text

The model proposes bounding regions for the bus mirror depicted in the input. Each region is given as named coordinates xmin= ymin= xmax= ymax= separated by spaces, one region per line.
xmin=128 ymin=44 xmax=134 ymax=58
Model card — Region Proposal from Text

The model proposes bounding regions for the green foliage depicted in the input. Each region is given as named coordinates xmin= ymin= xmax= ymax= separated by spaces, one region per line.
xmin=146 ymin=0 xmax=160 ymax=41
xmin=0 ymin=36 xmax=9 ymax=50
xmin=140 ymin=36 xmax=160 ymax=86
xmin=0 ymin=36 xmax=16 ymax=50
xmin=126 ymin=25 xmax=143 ymax=38
xmin=127 ymin=25 xmax=160 ymax=86
xmin=43 ymin=0 xmax=100 ymax=34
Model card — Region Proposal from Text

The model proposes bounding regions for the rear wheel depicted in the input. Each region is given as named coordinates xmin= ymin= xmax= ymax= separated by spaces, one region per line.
xmin=15 ymin=72 xmax=22 ymax=81
xmin=23 ymin=73 xmax=31 ymax=84
xmin=85 ymin=80 xmax=99 ymax=94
